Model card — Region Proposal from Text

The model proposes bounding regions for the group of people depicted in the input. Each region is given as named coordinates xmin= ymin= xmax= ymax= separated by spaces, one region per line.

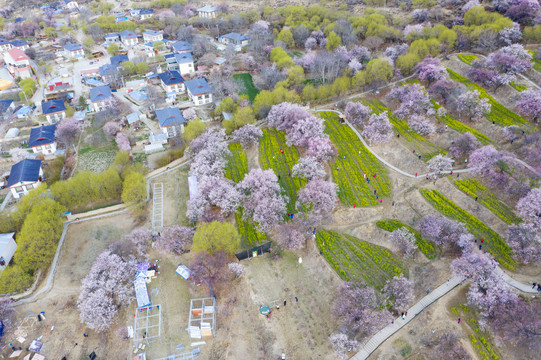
xmin=532 ymin=283 xmax=541 ymax=292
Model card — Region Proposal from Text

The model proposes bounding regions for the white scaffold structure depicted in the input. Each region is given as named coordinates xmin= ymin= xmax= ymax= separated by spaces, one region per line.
xmin=133 ymin=304 xmax=162 ymax=348
xmin=188 ymin=297 xmax=216 ymax=339
xmin=152 ymin=182 xmax=164 ymax=232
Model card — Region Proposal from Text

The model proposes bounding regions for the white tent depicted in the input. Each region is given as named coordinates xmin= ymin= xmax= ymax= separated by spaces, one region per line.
xmin=0 ymin=233 xmax=16 ymax=271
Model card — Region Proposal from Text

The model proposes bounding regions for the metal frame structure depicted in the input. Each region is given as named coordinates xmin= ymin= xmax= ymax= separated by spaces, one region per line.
xmin=133 ymin=304 xmax=162 ymax=348
xmin=152 ymin=182 xmax=164 ymax=231
xmin=188 ymin=297 xmax=216 ymax=339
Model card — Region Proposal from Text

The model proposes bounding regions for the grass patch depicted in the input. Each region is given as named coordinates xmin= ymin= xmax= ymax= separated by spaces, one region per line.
xmin=456 ymin=304 xmax=501 ymax=360
xmin=259 ymin=128 xmax=306 ymax=213
xmin=376 ymin=219 xmax=438 ymax=259
xmin=75 ymin=144 xmax=117 ymax=174
xmin=316 ymin=230 xmax=406 ymax=289
xmin=366 ymin=99 xmax=443 ymax=160
xmin=232 ymin=73 xmax=260 ymax=103
xmin=321 ymin=111 xmax=391 ymax=206
xmin=433 ymin=102 xmax=492 ymax=145
xmin=225 ymin=143 xmax=266 ymax=247
xmin=420 ymin=189 xmax=515 ymax=270
xmin=447 ymin=69 xmax=531 ymax=129
xmin=457 ymin=54 xmax=479 ymax=65
xmin=453 ymin=178 xmax=521 ymax=225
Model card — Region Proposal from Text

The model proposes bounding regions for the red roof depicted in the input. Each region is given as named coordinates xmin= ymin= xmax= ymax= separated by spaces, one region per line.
xmin=8 ymin=48 xmax=28 ymax=62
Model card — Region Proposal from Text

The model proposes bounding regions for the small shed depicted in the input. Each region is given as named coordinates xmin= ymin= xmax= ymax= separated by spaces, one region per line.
xmin=144 ymin=143 xmax=164 ymax=154
xmin=149 ymin=133 xmax=168 ymax=144
xmin=0 ymin=233 xmax=16 ymax=271
xmin=126 ymin=112 xmax=140 ymax=126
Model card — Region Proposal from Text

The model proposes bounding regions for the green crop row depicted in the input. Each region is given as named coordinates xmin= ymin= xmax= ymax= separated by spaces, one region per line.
xmin=509 ymin=82 xmax=527 ymax=92
xmin=376 ymin=219 xmax=438 ymax=259
xmin=259 ymin=128 xmax=305 ymax=213
xmin=529 ymin=51 xmax=541 ymax=72
xmin=224 ymin=143 xmax=266 ymax=247
xmin=457 ymin=305 xmax=500 ymax=360
xmin=315 ymin=230 xmax=405 ymax=289
xmin=321 ymin=111 xmax=392 ymax=206
xmin=225 ymin=143 xmax=248 ymax=183
xmin=432 ymin=101 xmax=492 ymax=145
xmin=453 ymin=178 xmax=522 ymax=225
xmin=447 ymin=69 xmax=531 ymax=129
xmin=365 ymin=99 xmax=443 ymax=160
xmin=457 ymin=54 xmax=479 ymax=65
xmin=420 ymin=189 xmax=515 ymax=270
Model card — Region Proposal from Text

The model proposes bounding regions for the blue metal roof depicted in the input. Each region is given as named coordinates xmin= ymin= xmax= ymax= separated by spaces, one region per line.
xmin=90 ymin=85 xmax=113 ymax=103
xmin=104 ymin=33 xmax=119 ymax=39
xmin=156 ymin=107 xmax=186 ymax=127
xmin=110 ymin=54 xmax=129 ymax=67
xmin=0 ymin=38 xmax=10 ymax=45
xmin=139 ymin=8 xmax=154 ymax=14
xmin=10 ymin=40 xmax=27 ymax=47
xmin=99 ymin=64 xmax=115 ymax=76
xmin=42 ymin=99 xmax=66 ymax=115
xmin=0 ymin=100 xmax=13 ymax=114
xmin=158 ymin=71 xmax=184 ymax=85
xmin=63 ymin=43 xmax=83 ymax=51
xmin=174 ymin=52 xmax=193 ymax=64
xmin=118 ymin=30 xmax=137 ymax=39
xmin=185 ymin=78 xmax=212 ymax=96
xmin=198 ymin=5 xmax=218 ymax=12
xmin=222 ymin=33 xmax=250 ymax=42
xmin=171 ymin=41 xmax=192 ymax=53
xmin=7 ymin=159 xmax=42 ymax=188
xmin=143 ymin=30 xmax=161 ymax=36
xmin=129 ymin=90 xmax=148 ymax=103
xmin=126 ymin=112 xmax=140 ymax=124
xmin=28 ymin=124 xmax=56 ymax=148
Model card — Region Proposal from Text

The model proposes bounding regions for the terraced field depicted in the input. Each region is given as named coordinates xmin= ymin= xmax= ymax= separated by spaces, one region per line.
xmin=376 ymin=219 xmax=438 ymax=259
xmin=259 ymin=128 xmax=306 ymax=213
xmin=225 ymin=143 xmax=266 ymax=247
xmin=447 ymin=69 xmax=531 ymax=129
xmin=321 ymin=111 xmax=391 ymax=206
xmin=316 ymin=230 xmax=406 ymax=289
xmin=366 ymin=99 xmax=443 ymax=159
xmin=420 ymin=189 xmax=515 ymax=270
xmin=453 ymin=178 xmax=521 ymax=225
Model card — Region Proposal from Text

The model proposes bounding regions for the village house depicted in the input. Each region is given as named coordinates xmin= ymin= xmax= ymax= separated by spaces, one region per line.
xmin=10 ymin=40 xmax=29 ymax=52
xmin=62 ymin=43 xmax=84 ymax=58
xmin=143 ymin=30 xmax=163 ymax=43
xmin=0 ymin=233 xmax=16 ymax=271
xmin=165 ymin=52 xmax=195 ymax=76
xmin=185 ymin=78 xmax=213 ymax=106
xmin=6 ymin=159 xmax=43 ymax=199
xmin=171 ymin=41 xmax=192 ymax=54
xmin=41 ymin=99 xmax=66 ymax=124
xmin=104 ymin=33 xmax=120 ymax=44
xmin=28 ymin=124 xmax=57 ymax=155
xmin=156 ymin=107 xmax=186 ymax=138
xmin=219 ymin=33 xmax=250 ymax=51
xmin=158 ymin=71 xmax=185 ymax=94
xmin=4 ymin=48 xmax=32 ymax=79
xmin=118 ymin=30 xmax=138 ymax=47
xmin=139 ymin=9 xmax=154 ymax=20
xmin=90 ymin=85 xmax=114 ymax=112
xmin=197 ymin=5 xmax=218 ymax=19
xmin=0 ymin=38 xmax=11 ymax=53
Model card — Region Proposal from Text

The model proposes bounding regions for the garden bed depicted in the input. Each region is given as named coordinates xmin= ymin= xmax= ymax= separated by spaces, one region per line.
xmin=232 ymin=73 xmax=260 ymax=103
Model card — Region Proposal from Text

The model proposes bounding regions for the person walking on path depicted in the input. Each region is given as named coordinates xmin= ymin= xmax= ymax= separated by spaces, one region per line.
xmin=295 ymin=296 xmax=298 ymax=302
xmin=401 ymin=312 xmax=405 ymax=320
xmin=284 ymin=300 xmax=287 ymax=306
xmin=458 ymin=318 xmax=461 ymax=324
xmin=405 ymin=311 xmax=408 ymax=317
xmin=533 ymin=282 xmax=537 ymax=289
